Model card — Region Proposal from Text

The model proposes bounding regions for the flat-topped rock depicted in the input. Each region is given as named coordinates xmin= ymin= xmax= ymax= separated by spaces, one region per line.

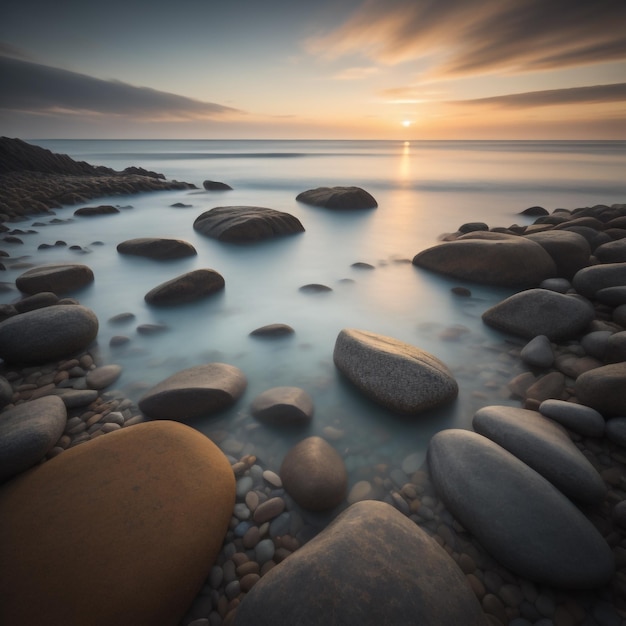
xmin=524 ymin=230 xmax=591 ymax=279
xmin=472 ymin=405 xmax=606 ymax=504
xmin=233 ymin=501 xmax=486 ymax=626
xmin=539 ymin=399 xmax=605 ymax=438
xmin=144 ymin=268 xmax=225 ymax=306
xmin=116 ymin=237 xmax=197 ymax=260
xmin=280 ymin=436 xmax=347 ymax=511
xmin=333 ymin=328 xmax=458 ymax=414
xmin=575 ymin=362 xmax=626 ymax=417
xmin=572 ymin=262 xmax=626 ymax=298
xmin=74 ymin=204 xmax=120 ymax=216
xmin=16 ymin=263 xmax=94 ymax=295
xmin=0 ymin=304 xmax=99 ymax=363
xmin=251 ymin=386 xmax=314 ymax=428
xmin=482 ymin=289 xmax=594 ymax=341
xmin=413 ymin=236 xmax=556 ymax=287
xmin=249 ymin=323 xmax=295 ymax=338
xmin=0 ymin=396 xmax=67 ymax=482
xmin=138 ymin=363 xmax=247 ymax=420
xmin=296 ymin=186 xmax=377 ymax=210
xmin=193 ymin=206 xmax=304 ymax=243
xmin=0 ymin=421 xmax=235 ymax=626
xmin=428 ymin=429 xmax=613 ymax=588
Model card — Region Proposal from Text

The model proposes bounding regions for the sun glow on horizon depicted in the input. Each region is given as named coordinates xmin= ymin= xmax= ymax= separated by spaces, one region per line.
xmin=402 ymin=120 xmax=412 ymax=127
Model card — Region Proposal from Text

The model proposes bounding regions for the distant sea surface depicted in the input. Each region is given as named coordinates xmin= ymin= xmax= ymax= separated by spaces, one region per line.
xmin=7 ymin=139 xmax=626 ymax=473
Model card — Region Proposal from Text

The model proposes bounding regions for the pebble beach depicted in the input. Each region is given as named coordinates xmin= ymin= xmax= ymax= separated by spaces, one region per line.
xmin=1 ymin=137 xmax=626 ymax=626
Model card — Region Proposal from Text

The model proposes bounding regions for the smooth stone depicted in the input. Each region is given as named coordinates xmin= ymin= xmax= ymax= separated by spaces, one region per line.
xmin=594 ymin=239 xmax=626 ymax=263
xmin=606 ymin=331 xmax=626 ymax=363
xmin=596 ymin=286 xmax=626 ymax=307
xmin=524 ymin=230 xmax=591 ymax=279
xmin=538 ymin=399 xmax=605 ymax=438
xmin=233 ymin=501 xmax=486 ymax=626
xmin=250 ymin=386 xmax=314 ymax=428
xmin=473 ymin=405 xmax=606 ymax=504
xmin=482 ymin=289 xmax=594 ymax=341
xmin=575 ymin=362 xmax=626 ymax=417
xmin=0 ymin=376 xmax=12 ymax=409
xmin=299 ymin=283 xmax=332 ymax=293
xmin=606 ymin=418 xmax=626 ymax=448
xmin=572 ymin=262 xmax=626 ymax=299
xmin=520 ymin=335 xmax=554 ymax=368
xmin=144 ymin=269 xmax=225 ymax=306
xmin=193 ymin=206 xmax=304 ymax=242
xmin=255 ymin=539 xmax=275 ymax=565
xmin=203 ymin=180 xmax=232 ymax=191
xmin=116 ymin=237 xmax=197 ymax=260
xmin=16 ymin=263 xmax=94 ymax=295
xmin=296 ymin=186 xmax=377 ymax=210
xmin=413 ymin=236 xmax=557 ymax=287
xmin=539 ymin=277 xmax=571 ymax=293
xmin=524 ymin=371 xmax=566 ymax=403
xmin=580 ymin=330 xmax=613 ymax=360
xmin=401 ymin=451 xmax=422 ymax=475
xmin=253 ymin=497 xmax=285 ymax=524
xmin=280 ymin=436 xmax=347 ymax=511
xmin=138 ymin=363 xmax=247 ymax=420
xmin=333 ymin=328 xmax=458 ymax=414
xmin=86 ymin=364 xmax=122 ymax=390
xmin=0 ymin=421 xmax=235 ymax=626
xmin=13 ymin=291 xmax=59 ymax=313
xmin=521 ymin=206 xmax=549 ymax=217
xmin=249 ymin=323 xmax=294 ymax=338
xmin=74 ymin=204 xmax=120 ymax=216
xmin=347 ymin=480 xmax=373 ymax=504
xmin=0 ymin=305 xmax=99 ymax=364
xmin=53 ymin=389 xmax=99 ymax=409
xmin=0 ymin=396 xmax=67 ymax=482
xmin=428 ymin=429 xmax=613 ymax=588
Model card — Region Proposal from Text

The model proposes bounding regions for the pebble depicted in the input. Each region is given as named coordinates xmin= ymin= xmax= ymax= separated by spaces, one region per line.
xmin=255 ymin=539 xmax=275 ymax=565
xmin=253 ymin=497 xmax=285 ymax=524
xmin=235 ymin=476 xmax=253 ymax=499
xmin=262 ymin=470 xmax=282 ymax=488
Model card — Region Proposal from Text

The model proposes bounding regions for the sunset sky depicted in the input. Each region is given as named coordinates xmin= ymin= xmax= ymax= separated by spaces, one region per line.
xmin=1 ymin=0 xmax=625 ymax=140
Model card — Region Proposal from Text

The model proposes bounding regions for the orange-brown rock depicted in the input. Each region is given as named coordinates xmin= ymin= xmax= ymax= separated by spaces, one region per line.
xmin=0 ymin=420 xmax=235 ymax=626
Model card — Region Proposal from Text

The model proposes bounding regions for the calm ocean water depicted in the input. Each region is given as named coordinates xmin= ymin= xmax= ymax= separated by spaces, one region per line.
xmin=4 ymin=139 xmax=626 ymax=475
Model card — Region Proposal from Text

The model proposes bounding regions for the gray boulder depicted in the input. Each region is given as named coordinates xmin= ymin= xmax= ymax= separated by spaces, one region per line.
xmin=16 ymin=264 xmax=94 ymax=295
xmin=595 ymin=239 xmax=626 ymax=263
xmin=296 ymin=186 xmax=377 ymax=210
xmin=74 ymin=205 xmax=120 ymax=216
xmin=0 ymin=305 xmax=99 ymax=364
xmin=472 ymin=405 xmax=606 ymax=504
xmin=413 ymin=236 xmax=556 ymax=287
xmin=233 ymin=501 xmax=486 ymax=626
xmin=144 ymin=269 xmax=224 ymax=306
xmin=14 ymin=292 xmax=59 ymax=313
xmin=203 ymin=180 xmax=232 ymax=191
xmin=606 ymin=330 xmax=626 ymax=363
xmin=539 ymin=399 xmax=605 ymax=438
xmin=572 ymin=262 xmax=626 ymax=298
xmin=595 ymin=286 xmax=626 ymax=306
xmin=482 ymin=289 xmax=594 ymax=341
xmin=0 ymin=396 xmax=67 ymax=481
xmin=249 ymin=323 xmax=294 ymax=338
xmin=524 ymin=230 xmax=591 ymax=279
xmin=606 ymin=418 xmax=626 ymax=447
xmin=138 ymin=363 xmax=247 ymax=420
xmin=116 ymin=238 xmax=197 ymax=260
xmin=580 ymin=330 xmax=613 ymax=360
xmin=251 ymin=386 xmax=313 ymax=427
xmin=428 ymin=429 xmax=613 ymax=588
xmin=193 ymin=206 xmax=304 ymax=243
xmin=520 ymin=335 xmax=554 ymax=368
xmin=280 ymin=436 xmax=347 ymax=511
xmin=575 ymin=362 xmax=626 ymax=417
xmin=333 ymin=328 xmax=458 ymax=414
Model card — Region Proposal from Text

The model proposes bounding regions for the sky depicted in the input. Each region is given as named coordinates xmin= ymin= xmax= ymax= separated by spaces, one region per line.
xmin=1 ymin=0 xmax=625 ymax=140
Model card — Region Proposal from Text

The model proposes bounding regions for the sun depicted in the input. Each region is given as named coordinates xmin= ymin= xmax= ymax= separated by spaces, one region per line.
xmin=402 ymin=120 xmax=412 ymax=127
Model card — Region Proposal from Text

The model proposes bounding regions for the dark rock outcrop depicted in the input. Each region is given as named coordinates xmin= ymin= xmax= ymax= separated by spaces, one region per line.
xmin=296 ymin=186 xmax=377 ymax=210
xmin=144 ymin=269 xmax=225 ymax=306
xmin=117 ymin=237 xmax=197 ymax=260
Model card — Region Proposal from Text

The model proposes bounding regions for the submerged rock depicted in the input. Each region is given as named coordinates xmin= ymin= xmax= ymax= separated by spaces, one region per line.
xmin=333 ymin=328 xmax=458 ymax=414
xmin=144 ymin=268 xmax=225 ymax=306
xmin=116 ymin=237 xmax=197 ymax=260
xmin=16 ymin=263 xmax=94 ymax=295
xmin=203 ymin=180 xmax=232 ymax=190
xmin=296 ymin=186 xmax=377 ymax=210
xmin=251 ymin=386 xmax=314 ymax=427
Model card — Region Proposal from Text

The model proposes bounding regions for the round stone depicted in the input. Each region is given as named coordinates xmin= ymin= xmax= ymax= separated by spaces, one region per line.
xmin=15 ymin=263 xmax=94 ymax=295
xmin=144 ymin=269 xmax=225 ymax=306
xmin=538 ymin=399 xmax=605 ymax=438
xmin=575 ymin=362 xmax=626 ymax=417
xmin=296 ymin=186 xmax=377 ymax=210
xmin=250 ymin=386 xmax=314 ymax=428
xmin=116 ymin=237 xmax=197 ymax=260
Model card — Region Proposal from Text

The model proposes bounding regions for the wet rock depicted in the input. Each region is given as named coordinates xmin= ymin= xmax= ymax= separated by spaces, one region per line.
xmin=16 ymin=263 xmax=94 ymax=295
xmin=606 ymin=418 xmax=626 ymax=448
xmin=233 ymin=501 xmax=486 ymax=626
xmin=572 ymin=262 xmax=626 ymax=299
xmin=0 ymin=421 xmax=235 ymax=626
xmin=595 ymin=285 xmax=626 ymax=306
xmin=117 ymin=237 xmax=197 ymax=260
xmin=203 ymin=180 xmax=232 ymax=191
xmin=575 ymin=362 xmax=626 ymax=417
xmin=296 ymin=186 xmax=377 ymax=210
xmin=333 ymin=328 xmax=458 ymax=414
xmin=538 ymin=399 xmax=605 ymax=438
xmin=86 ymin=364 xmax=123 ymax=390
xmin=74 ymin=204 xmax=120 ymax=216
xmin=138 ymin=363 xmax=247 ymax=420
xmin=144 ymin=269 xmax=225 ymax=306
xmin=280 ymin=436 xmax=347 ymax=511
xmin=13 ymin=291 xmax=59 ymax=313
xmin=593 ymin=239 xmax=626 ymax=264
xmin=193 ymin=206 xmax=304 ymax=243
xmin=524 ymin=230 xmax=591 ymax=279
xmin=606 ymin=331 xmax=626 ymax=363
xmin=249 ymin=323 xmax=295 ymax=338
xmin=299 ymin=283 xmax=332 ymax=293
xmin=251 ymin=386 xmax=314 ymax=428
xmin=520 ymin=335 xmax=554 ymax=368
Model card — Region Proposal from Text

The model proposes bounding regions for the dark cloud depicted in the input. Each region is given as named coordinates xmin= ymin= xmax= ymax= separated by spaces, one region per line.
xmin=0 ymin=55 xmax=241 ymax=119
xmin=309 ymin=0 xmax=626 ymax=77
xmin=455 ymin=83 xmax=626 ymax=108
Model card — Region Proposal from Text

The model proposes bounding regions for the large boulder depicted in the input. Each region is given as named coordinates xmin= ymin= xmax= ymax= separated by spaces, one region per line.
xmin=16 ymin=263 xmax=94 ymax=295
xmin=482 ymin=289 xmax=594 ymax=341
xmin=138 ymin=363 xmax=247 ymax=420
xmin=144 ymin=268 xmax=225 ymax=306
xmin=575 ymin=362 xmax=626 ymax=417
xmin=0 ymin=305 xmax=99 ymax=363
xmin=233 ymin=501 xmax=486 ymax=626
xmin=0 ymin=396 xmax=67 ymax=482
xmin=572 ymin=262 xmax=626 ymax=299
xmin=413 ymin=236 xmax=557 ymax=287
xmin=116 ymin=237 xmax=197 ymax=260
xmin=428 ymin=429 xmax=613 ymax=588
xmin=296 ymin=186 xmax=377 ymax=210
xmin=193 ymin=206 xmax=304 ymax=243
xmin=472 ymin=405 xmax=606 ymax=504
xmin=524 ymin=230 xmax=591 ymax=279
xmin=333 ymin=328 xmax=458 ymax=414
xmin=0 ymin=421 xmax=235 ymax=626
xmin=280 ymin=436 xmax=347 ymax=511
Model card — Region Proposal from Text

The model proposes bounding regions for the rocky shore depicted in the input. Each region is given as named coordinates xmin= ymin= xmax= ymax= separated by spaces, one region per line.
xmin=1 ymin=138 xmax=626 ymax=625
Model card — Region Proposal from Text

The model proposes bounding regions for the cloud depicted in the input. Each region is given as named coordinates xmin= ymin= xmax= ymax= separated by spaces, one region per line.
xmin=333 ymin=66 xmax=380 ymax=80
xmin=307 ymin=0 xmax=626 ymax=78
xmin=454 ymin=82 xmax=626 ymax=108
xmin=0 ymin=55 xmax=242 ymax=121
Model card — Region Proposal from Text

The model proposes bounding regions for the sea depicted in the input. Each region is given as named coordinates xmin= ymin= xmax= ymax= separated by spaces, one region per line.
xmin=3 ymin=139 xmax=626 ymax=477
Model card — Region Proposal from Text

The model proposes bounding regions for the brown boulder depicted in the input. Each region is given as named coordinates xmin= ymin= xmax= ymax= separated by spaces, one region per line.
xmin=296 ymin=186 xmax=377 ymax=210
xmin=16 ymin=263 xmax=94 ymax=295
xmin=144 ymin=268 xmax=225 ymax=306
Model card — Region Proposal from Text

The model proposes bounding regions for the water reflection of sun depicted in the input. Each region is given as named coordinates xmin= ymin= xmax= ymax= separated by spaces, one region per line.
xmin=398 ymin=140 xmax=411 ymax=182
